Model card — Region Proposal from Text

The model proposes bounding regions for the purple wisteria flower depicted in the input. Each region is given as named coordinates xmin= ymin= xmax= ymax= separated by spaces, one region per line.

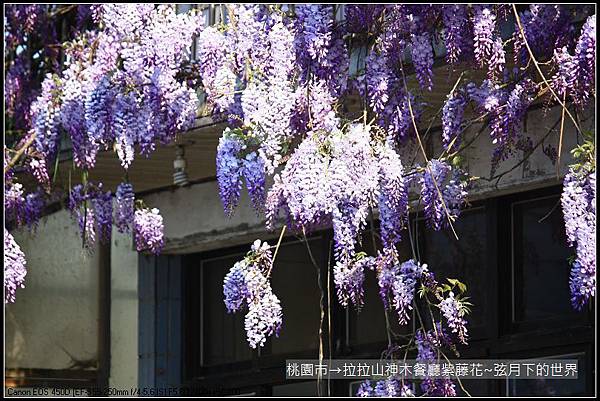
xmin=216 ymin=129 xmax=245 ymax=216
xmin=197 ymin=26 xmax=231 ymax=108
xmin=467 ymin=78 xmax=536 ymax=172
xmin=420 ymin=160 xmax=468 ymax=231
xmin=374 ymin=247 xmax=399 ymax=309
xmin=442 ymin=89 xmax=468 ymax=151
xmin=356 ymin=378 xmax=414 ymax=397
xmin=472 ymin=5 xmax=496 ymax=66
xmin=5 ymin=181 xmax=45 ymax=232
xmin=222 ymin=240 xmax=283 ymax=348
xmin=442 ymin=5 xmax=473 ymax=64
xmin=574 ymin=15 xmax=596 ymax=105
xmin=377 ymin=143 xmax=409 ymax=247
xmin=363 ymin=37 xmax=416 ymax=143
xmin=5 ymin=229 xmax=27 ymax=304
xmin=216 ymin=128 xmax=267 ymax=216
xmin=392 ymin=260 xmax=426 ymax=325
xmin=374 ymin=377 xmax=401 ymax=397
xmin=295 ymin=4 xmax=348 ymax=98
xmin=28 ymin=5 xmax=200 ymax=173
xmin=439 ymin=291 xmax=469 ymax=344
xmin=356 ymin=380 xmax=375 ymax=397
xmin=416 ymin=329 xmax=436 ymax=362
xmin=561 ymin=169 xmax=596 ymax=310
xmin=31 ymin=75 xmax=62 ymax=180
xmin=334 ymin=255 xmax=375 ymax=309
xmin=411 ymin=32 xmax=434 ymax=91
xmin=115 ymin=182 xmax=135 ymax=233
xmin=224 ymin=260 xmax=251 ymax=313
xmin=345 ymin=5 xmax=384 ymax=34
xmin=242 ymin=151 xmax=267 ymax=213
xmin=93 ymin=189 xmax=113 ymax=243
xmin=245 ymin=291 xmax=283 ymax=348
xmin=472 ymin=5 xmax=505 ymax=79
xmin=328 ymin=124 xmax=379 ymax=265
xmin=416 ymin=328 xmax=458 ymax=396
xmin=514 ymin=5 xmax=572 ymax=65
xmin=68 ymin=183 xmax=113 ymax=248
xmin=267 ymin=123 xmax=380 ymax=276
xmin=265 ymin=134 xmax=332 ymax=231
xmin=4 ymin=182 xmax=25 ymax=223
xmin=374 ymin=250 xmax=429 ymax=325
xmin=134 ymin=207 xmax=165 ymax=254
xmin=421 ymin=377 xmax=457 ymax=397
xmin=551 ymin=14 xmax=596 ymax=107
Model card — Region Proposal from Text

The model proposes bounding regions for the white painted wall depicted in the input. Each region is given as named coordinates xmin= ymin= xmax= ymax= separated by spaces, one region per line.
xmin=142 ymin=181 xmax=268 ymax=254
xmin=109 ymin=227 xmax=139 ymax=390
xmin=5 ymin=209 xmax=100 ymax=370
xmin=5 ymin=206 xmax=140 ymax=392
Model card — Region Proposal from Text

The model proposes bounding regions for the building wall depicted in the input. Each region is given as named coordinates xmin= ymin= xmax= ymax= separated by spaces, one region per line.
xmin=109 ymin=228 xmax=139 ymax=389
xmin=5 ymin=210 xmax=100 ymax=370
xmin=5 ymin=207 xmax=140 ymax=391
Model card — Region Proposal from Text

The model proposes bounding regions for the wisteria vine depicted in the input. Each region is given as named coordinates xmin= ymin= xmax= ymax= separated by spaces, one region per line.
xmin=4 ymin=7 xmax=596 ymax=390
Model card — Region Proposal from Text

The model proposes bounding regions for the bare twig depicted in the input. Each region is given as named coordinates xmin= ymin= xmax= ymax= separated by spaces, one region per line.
xmin=556 ymin=92 xmax=567 ymax=179
xmin=301 ymin=227 xmax=325 ymax=397
xmin=4 ymin=133 xmax=36 ymax=174
xmin=265 ymin=225 xmax=287 ymax=279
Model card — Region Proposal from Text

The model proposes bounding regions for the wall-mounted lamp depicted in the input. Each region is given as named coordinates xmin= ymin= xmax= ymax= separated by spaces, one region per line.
xmin=173 ymin=145 xmax=189 ymax=187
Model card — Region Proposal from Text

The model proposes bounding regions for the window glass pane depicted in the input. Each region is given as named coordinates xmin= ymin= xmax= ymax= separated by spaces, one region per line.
xmin=507 ymin=353 xmax=587 ymax=396
xmin=202 ymin=254 xmax=253 ymax=365
xmin=347 ymin=269 xmax=394 ymax=346
xmin=270 ymin=238 xmax=323 ymax=354
xmin=512 ymin=196 xmax=576 ymax=322
xmin=419 ymin=207 xmax=488 ymax=330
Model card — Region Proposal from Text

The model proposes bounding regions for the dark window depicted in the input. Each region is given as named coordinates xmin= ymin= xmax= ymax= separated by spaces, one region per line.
xmin=201 ymin=253 xmax=253 ymax=366
xmin=269 ymin=237 xmax=324 ymax=355
xmin=510 ymin=193 xmax=580 ymax=329
xmin=418 ymin=206 xmax=489 ymax=337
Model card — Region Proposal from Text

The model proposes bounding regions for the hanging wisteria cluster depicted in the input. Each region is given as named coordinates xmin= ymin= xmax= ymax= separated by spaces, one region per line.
xmin=133 ymin=207 xmax=165 ymax=255
xmin=5 ymin=229 xmax=27 ymax=304
xmin=223 ymin=240 xmax=283 ymax=348
xmin=4 ymin=4 xmax=201 ymax=301
xmin=67 ymin=182 xmax=112 ymax=248
xmin=28 ymin=4 xmax=201 ymax=176
xmin=420 ymin=160 xmax=469 ymax=231
xmin=561 ymin=141 xmax=596 ymax=311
